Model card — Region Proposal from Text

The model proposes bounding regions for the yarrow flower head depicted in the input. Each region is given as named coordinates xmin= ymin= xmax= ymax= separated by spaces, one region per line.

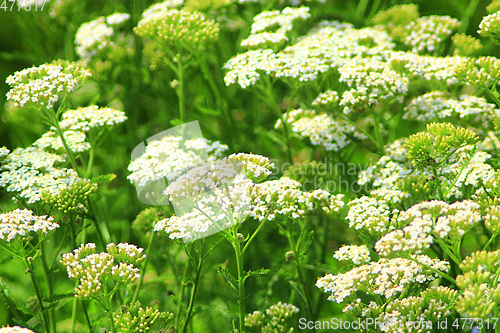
xmin=60 ymin=242 xmax=145 ymax=299
xmin=403 ymin=16 xmax=460 ymax=54
xmin=227 ymin=153 xmax=275 ymax=182
xmin=0 ymin=209 xmax=58 ymax=242
xmin=58 ymin=105 xmax=127 ymax=132
xmin=375 ymin=200 xmax=481 ymax=257
xmin=141 ymin=0 xmax=184 ymax=19
xmin=241 ymin=6 xmax=310 ymax=49
xmin=134 ymin=8 xmax=219 ymax=51
xmin=276 ymin=109 xmax=367 ymax=151
xmin=156 ymin=158 xmax=253 ymax=241
xmin=75 ymin=13 xmax=130 ymax=60
xmin=250 ymin=176 xmax=344 ymax=222
xmin=455 ymin=250 xmax=500 ymax=318
xmin=128 ymin=135 xmax=228 ymax=188
xmin=245 ymin=302 xmax=299 ymax=332
xmin=0 ymin=147 xmax=81 ymax=204
xmin=114 ymin=301 xmax=173 ymax=333
xmin=316 ymin=255 xmax=450 ymax=304
xmin=5 ymin=60 xmax=91 ymax=110
xmin=33 ymin=130 xmax=90 ymax=153
xmin=42 ymin=178 xmax=97 ymax=215
xmin=0 ymin=327 xmax=35 ymax=333
xmin=451 ymin=33 xmax=483 ymax=56
xmin=333 ymin=245 xmax=371 ymax=265
xmin=479 ymin=11 xmax=500 ymax=43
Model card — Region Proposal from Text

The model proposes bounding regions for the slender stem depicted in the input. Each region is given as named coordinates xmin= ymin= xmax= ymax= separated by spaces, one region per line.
xmin=233 ymin=227 xmax=246 ymax=333
xmin=175 ymin=258 xmax=191 ymax=328
xmin=457 ymin=0 xmax=481 ymax=34
xmin=40 ymin=242 xmax=57 ymax=333
xmin=354 ymin=0 xmax=370 ymax=22
xmin=49 ymin=110 xmax=83 ymax=178
xmin=181 ymin=250 xmax=203 ymax=333
xmin=482 ymin=231 xmax=500 ymax=251
xmin=197 ymin=54 xmax=235 ymax=148
xmin=177 ymin=56 xmax=185 ymax=122
xmin=25 ymin=258 xmax=50 ymax=333
xmin=405 ymin=255 xmax=456 ymax=285
xmin=132 ymin=230 xmax=155 ymax=304
xmin=284 ymin=224 xmax=313 ymax=320
xmin=241 ymin=219 xmax=267 ymax=256
xmin=257 ymin=79 xmax=294 ymax=164
xmin=71 ymin=290 xmax=78 ymax=333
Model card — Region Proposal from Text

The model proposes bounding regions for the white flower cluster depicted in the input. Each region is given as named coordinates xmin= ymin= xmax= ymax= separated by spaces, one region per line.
xmin=479 ymin=11 xmax=500 ymax=38
xmin=228 ymin=153 xmax=275 ymax=182
xmin=333 ymin=245 xmax=371 ymax=265
xmin=224 ymin=22 xmax=394 ymax=88
xmin=375 ymin=200 xmax=481 ymax=256
xmin=61 ymin=242 xmax=144 ymax=299
xmin=339 ymin=55 xmax=408 ymax=114
xmin=58 ymin=105 xmax=127 ymax=132
xmin=155 ymin=154 xmax=278 ymax=240
xmin=404 ymin=16 xmax=460 ymax=53
xmin=358 ymin=138 xmax=494 ymax=200
xmin=127 ymin=136 xmax=228 ymax=187
xmin=141 ymin=0 xmax=184 ymax=19
xmin=0 ymin=147 xmax=80 ymax=204
xmin=0 ymin=327 xmax=35 ymax=333
xmin=250 ymin=176 xmax=344 ymax=222
xmin=75 ymin=13 xmax=130 ymax=60
xmin=316 ymin=255 xmax=450 ymax=303
xmin=276 ymin=109 xmax=367 ymax=151
xmin=106 ymin=242 xmax=146 ymax=266
xmin=346 ymin=195 xmax=399 ymax=237
xmin=0 ymin=147 xmax=10 ymax=158
xmin=404 ymin=91 xmax=498 ymax=129
xmin=312 ymin=90 xmax=339 ymax=108
xmin=241 ymin=7 xmax=310 ymax=49
xmin=106 ymin=13 xmax=131 ymax=26
xmin=34 ymin=130 xmax=90 ymax=153
xmin=266 ymin=302 xmax=300 ymax=322
xmin=0 ymin=209 xmax=58 ymax=242
xmin=5 ymin=62 xmax=91 ymax=110
xmin=157 ymin=157 xmax=260 ymax=240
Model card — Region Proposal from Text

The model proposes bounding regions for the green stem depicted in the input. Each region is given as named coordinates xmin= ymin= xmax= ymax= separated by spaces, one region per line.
xmin=104 ymin=290 xmax=116 ymax=333
xmin=372 ymin=112 xmax=385 ymax=155
xmin=49 ymin=110 xmax=83 ymax=178
xmin=233 ymin=227 xmax=246 ymax=333
xmin=71 ymin=290 xmax=78 ymax=333
xmin=25 ymin=258 xmax=50 ymax=333
xmin=285 ymin=224 xmax=313 ymax=321
xmin=457 ymin=0 xmax=481 ymax=34
xmin=405 ymin=256 xmax=456 ymax=285
xmin=177 ymin=56 xmax=186 ymax=122
xmin=241 ymin=218 xmax=267 ymax=256
xmin=354 ymin=0 xmax=370 ymax=22
xmin=132 ymin=230 xmax=155 ymax=304
xmin=257 ymin=79 xmax=294 ymax=164
xmin=482 ymin=231 xmax=500 ymax=251
xmin=40 ymin=242 xmax=57 ymax=333
xmin=181 ymin=251 xmax=203 ymax=333
xmin=197 ymin=54 xmax=235 ymax=148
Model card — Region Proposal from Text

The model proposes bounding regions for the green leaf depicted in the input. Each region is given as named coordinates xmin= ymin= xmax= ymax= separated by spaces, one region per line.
xmin=299 ymin=231 xmax=314 ymax=257
xmin=91 ymin=173 xmax=116 ymax=184
xmin=195 ymin=105 xmax=222 ymax=116
xmin=43 ymin=292 xmax=74 ymax=304
xmin=217 ymin=266 xmax=239 ymax=295
xmin=244 ymin=268 xmax=270 ymax=280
